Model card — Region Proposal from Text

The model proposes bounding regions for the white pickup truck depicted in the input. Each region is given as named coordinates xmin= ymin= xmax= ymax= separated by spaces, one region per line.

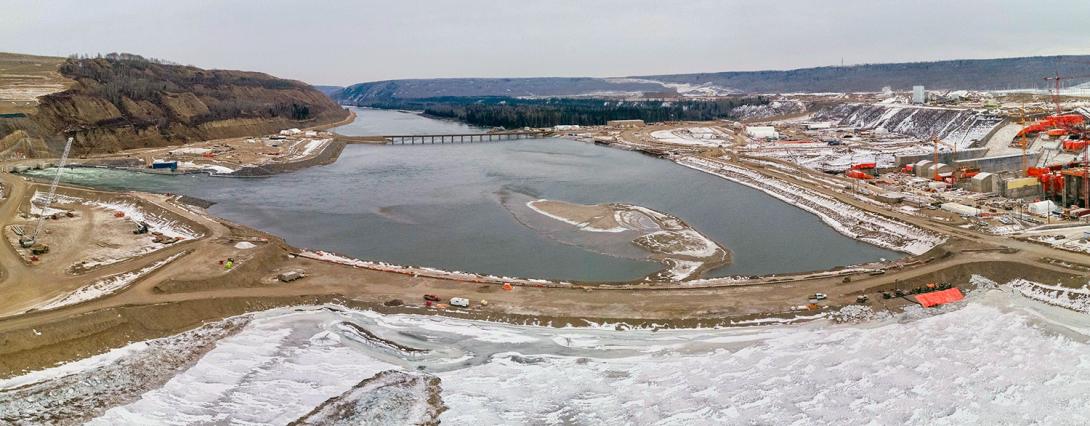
xmin=449 ymin=297 xmax=470 ymax=308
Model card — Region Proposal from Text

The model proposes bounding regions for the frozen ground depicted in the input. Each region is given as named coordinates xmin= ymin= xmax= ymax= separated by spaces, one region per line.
xmin=30 ymin=251 xmax=187 ymax=313
xmin=522 ymin=199 xmax=729 ymax=281
xmin=1021 ymin=225 xmax=1090 ymax=255
xmin=815 ymin=103 xmax=1003 ymax=148
xmin=650 ymin=127 xmax=730 ymax=147
xmin=4 ymin=277 xmax=1090 ymax=425
xmin=678 ymin=157 xmax=945 ymax=255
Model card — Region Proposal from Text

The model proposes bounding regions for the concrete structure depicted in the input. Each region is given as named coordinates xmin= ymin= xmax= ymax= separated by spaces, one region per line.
xmin=745 ymin=126 xmax=779 ymax=139
xmin=897 ymin=148 xmax=988 ymax=167
xmin=912 ymin=86 xmax=926 ymax=104
xmin=1002 ymin=176 xmax=1041 ymax=199
xmin=970 ymin=172 xmax=998 ymax=193
xmin=1059 ymin=169 xmax=1090 ymax=210
xmin=953 ymin=152 xmax=1041 ymax=174
xmin=913 ymin=160 xmax=933 ymax=177
xmin=607 ymin=119 xmax=645 ymax=128
xmin=924 ymin=163 xmax=953 ymax=178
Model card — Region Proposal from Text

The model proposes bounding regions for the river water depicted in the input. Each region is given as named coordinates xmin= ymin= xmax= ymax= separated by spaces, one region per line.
xmin=26 ymin=107 xmax=899 ymax=282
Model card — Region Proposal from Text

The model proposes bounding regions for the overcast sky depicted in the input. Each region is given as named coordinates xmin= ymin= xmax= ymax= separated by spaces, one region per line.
xmin=3 ymin=0 xmax=1090 ymax=86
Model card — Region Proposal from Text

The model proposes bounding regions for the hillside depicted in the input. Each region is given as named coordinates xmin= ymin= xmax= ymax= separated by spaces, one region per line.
xmin=334 ymin=77 xmax=666 ymax=103
xmin=312 ymin=85 xmax=343 ymax=97
xmin=0 ymin=52 xmax=72 ymax=115
xmin=333 ymin=55 xmax=1090 ymax=103
xmin=0 ymin=53 xmax=348 ymax=156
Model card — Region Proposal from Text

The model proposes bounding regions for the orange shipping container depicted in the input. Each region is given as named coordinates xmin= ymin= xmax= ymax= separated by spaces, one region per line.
xmin=845 ymin=170 xmax=873 ymax=180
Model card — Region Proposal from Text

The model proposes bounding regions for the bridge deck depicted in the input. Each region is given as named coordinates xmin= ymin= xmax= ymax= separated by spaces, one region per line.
xmin=333 ymin=131 xmax=553 ymax=145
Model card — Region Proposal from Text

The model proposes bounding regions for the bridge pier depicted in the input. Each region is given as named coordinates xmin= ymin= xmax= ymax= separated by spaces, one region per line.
xmin=375 ymin=131 xmax=552 ymax=145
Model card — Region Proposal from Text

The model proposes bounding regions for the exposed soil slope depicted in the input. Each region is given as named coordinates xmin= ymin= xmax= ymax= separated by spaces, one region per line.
xmin=0 ymin=53 xmax=349 ymax=156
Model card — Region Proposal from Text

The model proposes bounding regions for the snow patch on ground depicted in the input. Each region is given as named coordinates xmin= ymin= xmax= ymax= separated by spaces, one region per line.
xmin=7 ymin=292 xmax=1090 ymax=424
xmin=33 ymin=252 xmax=186 ymax=312
xmin=650 ymin=127 xmax=730 ymax=147
xmin=176 ymin=161 xmax=236 ymax=174
xmin=525 ymin=199 xmax=625 ymax=233
xmin=677 ymin=157 xmax=944 ymax=255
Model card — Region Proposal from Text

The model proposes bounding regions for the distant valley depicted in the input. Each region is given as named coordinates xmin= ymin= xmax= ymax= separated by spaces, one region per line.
xmin=329 ymin=55 xmax=1090 ymax=103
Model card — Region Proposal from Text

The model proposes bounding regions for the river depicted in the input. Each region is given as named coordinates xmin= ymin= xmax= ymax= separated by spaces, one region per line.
xmin=25 ymin=107 xmax=900 ymax=282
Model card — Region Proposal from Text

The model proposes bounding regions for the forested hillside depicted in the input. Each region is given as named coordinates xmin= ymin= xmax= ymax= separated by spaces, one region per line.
xmin=333 ymin=55 xmax=1090 ymax=103
xmin=360 ymin=96 xmax=769 ymax=129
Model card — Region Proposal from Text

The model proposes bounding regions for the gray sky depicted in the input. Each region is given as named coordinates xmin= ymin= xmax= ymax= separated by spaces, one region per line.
xmin=3 ymin=0 xmax=1090 ymax=86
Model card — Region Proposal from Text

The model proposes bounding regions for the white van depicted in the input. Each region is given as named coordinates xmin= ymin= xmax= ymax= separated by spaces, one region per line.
xmin=449 ymin=297 xmax=470 ymax=308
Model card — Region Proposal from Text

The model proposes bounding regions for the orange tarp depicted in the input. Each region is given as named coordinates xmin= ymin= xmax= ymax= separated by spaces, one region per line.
xmin=915 ymin=288 xmax=964 ymax=307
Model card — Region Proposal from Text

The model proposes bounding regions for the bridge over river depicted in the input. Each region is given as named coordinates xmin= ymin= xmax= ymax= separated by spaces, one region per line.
xmin=333 ymin=130 xmax=554 ymax=145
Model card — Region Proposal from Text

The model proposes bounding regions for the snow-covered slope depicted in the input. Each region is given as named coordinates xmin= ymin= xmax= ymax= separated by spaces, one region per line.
xmin=5 ymin=282 xmax=1090 ymax=424
xmin=815 ymin=103 xmax=1003 ymax=147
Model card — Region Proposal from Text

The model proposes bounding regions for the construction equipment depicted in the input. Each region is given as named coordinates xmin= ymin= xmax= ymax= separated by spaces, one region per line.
xmin=930 ymin=136 xmax=958 ymax=181
xmin=1020 ymin=106 xmax=1030 ymax=176
xmin=1043 ymin=71 xmax=1090 ymax=117
xmin=20 ymin=137 xmax=74 ymax=249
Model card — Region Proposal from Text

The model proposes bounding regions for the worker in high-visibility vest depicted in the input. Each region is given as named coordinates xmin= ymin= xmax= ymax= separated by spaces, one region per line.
xmin=225 ymin=258 xmax=234 ymax=270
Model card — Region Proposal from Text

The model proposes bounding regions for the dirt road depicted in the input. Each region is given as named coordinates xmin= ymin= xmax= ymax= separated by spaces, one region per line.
xmin=1 ymin=121 xmax=1088 ymax=377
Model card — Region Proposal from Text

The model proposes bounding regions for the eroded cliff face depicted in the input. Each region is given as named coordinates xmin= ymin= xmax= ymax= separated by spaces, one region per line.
xmin=1 ymin=54 xmax=348 ymax=156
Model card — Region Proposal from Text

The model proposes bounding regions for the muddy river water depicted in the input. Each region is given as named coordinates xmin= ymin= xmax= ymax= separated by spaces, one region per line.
xmin=26 ymin=107 xmax=900 ymax=281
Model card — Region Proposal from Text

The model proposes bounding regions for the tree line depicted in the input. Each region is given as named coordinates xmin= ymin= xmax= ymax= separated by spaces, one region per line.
xmin=355 ymin=96 xmax=770 ymax=129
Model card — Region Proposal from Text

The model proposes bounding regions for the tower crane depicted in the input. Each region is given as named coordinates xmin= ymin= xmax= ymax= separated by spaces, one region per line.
xmin=21 ymin=137 xmax=74 ymax=249
xmin=1020 ymin=106 xmax=1030 ymax=176
xmin=930 ymin=136 xmax=958 ymax=181
xmin=1043 ymin=71 xmax=1090 ymax=117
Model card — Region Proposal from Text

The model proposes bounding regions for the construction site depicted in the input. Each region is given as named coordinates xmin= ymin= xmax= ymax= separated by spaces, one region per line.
xmin=4 ymin=62 xmax=1090 ymax=425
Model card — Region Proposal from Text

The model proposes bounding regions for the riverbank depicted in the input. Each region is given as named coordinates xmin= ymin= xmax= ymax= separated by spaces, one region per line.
xmin=3 ymin=115 xmax=1090 ymax=381
xmin=0 ymin=159 xmax=1087 ymax=380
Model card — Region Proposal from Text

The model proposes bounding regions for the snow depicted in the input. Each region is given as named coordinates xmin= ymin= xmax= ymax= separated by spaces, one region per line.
xmin=32 ymin=191 xmax=200 ymax=241
xmin=168 ymin=147 xmax=211 ymax=155
xmin=177 ymin=161 xmax=235 ymax=174
xmin=525 ymin=200 xmax=625 ymax=233
xmin=816 ymin=103 xmax=1003 ymax=147
xmin=651 ymin=127 xmax=729 ymax=147
xmin=297 ymin=249 xmax=573 ymax=288
xmin=7 ymin=287 xmax=1090 ymax=424
xmin=283 ymin=138 xmax=332 ymax=161
xmin=33 ymin=252 xmax=186 ymax=312
xmin=90 ymin=310 xmax=397 ymax=425
xmin=437 ymin=292 xmax=1090 ymax=424
xmin=1009 ymin=278 xmax=1090 ymax=314
xmin=662 ymin=260 xmax=701 ymax=281
xmin=677 ymin=157 xmax=945 ymax=255
xmin=234 ymin=241 xmax=256 ymax=250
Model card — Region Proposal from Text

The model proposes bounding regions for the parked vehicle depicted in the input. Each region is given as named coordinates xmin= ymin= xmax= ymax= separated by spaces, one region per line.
xmin=423 ymin=294 xmax=440 ymax=302
xmin=449 ymin=297 xmax=470 ymax=307
xmin=813 ymin=293 xmax=828 ymax=300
